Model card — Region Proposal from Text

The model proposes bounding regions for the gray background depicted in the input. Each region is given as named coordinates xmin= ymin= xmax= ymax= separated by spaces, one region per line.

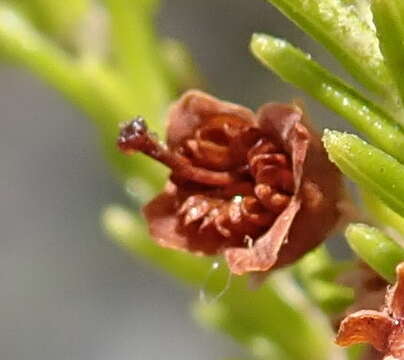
xmin=0 ymin=1 xmax=351 ymax=359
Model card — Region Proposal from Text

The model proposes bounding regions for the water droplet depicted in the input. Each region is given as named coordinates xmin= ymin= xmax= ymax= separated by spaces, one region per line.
xmin=232 ymin=195 xmax=243 ymax=204
xmin=199 ymin=261 xmax=232 ymax=305
xmin=189 ymin=207 xmax=199 ymax=218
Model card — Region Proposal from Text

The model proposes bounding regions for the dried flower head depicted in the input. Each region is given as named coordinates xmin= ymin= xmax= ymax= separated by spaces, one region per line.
xmin=118 ymin=90 xmax=343 ymax=275
xmin=336 ymin=263 xmax=404 ymax=359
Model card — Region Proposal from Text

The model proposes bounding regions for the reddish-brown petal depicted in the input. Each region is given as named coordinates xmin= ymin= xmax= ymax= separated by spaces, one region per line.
xmin=333 ymin=263 xmax=388 ymax=332
xmin=259 ymin=103 xmax=343 ymax=269
xmin=386 ymin=263 xmax=404 ymax=319
xmin=388 ymin=323 xmax=404 ymax=359
xmin=223 ymin=104 xmax=310 ymax=274
xmin=336 ymin=310 xmax=393 ymax=352
xmin=224 ymin=196 xmax=301 ymax=274
xmin=256 ymin=103 xmax=304 ymax=170
xmin=166 ymin=90 xmax=256 ymax=149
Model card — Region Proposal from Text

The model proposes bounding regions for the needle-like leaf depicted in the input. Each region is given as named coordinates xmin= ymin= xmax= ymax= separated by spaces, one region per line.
xmin=323 ymin=130 xmax=404 ymax=218
xmin=251 ymin=34 xmax=404 ymax=163
xmin=346 ymin=223 xmax=404 ymax=282
xmin=265 ymin=0 xmax=394 ymax=98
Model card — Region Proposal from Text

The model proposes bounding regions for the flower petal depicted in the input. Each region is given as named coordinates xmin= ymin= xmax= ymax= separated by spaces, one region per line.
xmin=223 ymin=105 xmax=311 ymax=275
xmin=386 ymin=262 xmax=404 ymax=318
xmin=388 ymin=325 xmax=404 ymax=360
xmin=258 ymin=103 xmax=343 ymax=269
xmin=257 ymin=103 xmax=304 ymax=173
xmin=224 ymin=196 xmax=301 ymax=275
xmin=166 ymin=90 xmax=256 ymax=149
xmin=336 ymin=310 xmax=393 ymax=352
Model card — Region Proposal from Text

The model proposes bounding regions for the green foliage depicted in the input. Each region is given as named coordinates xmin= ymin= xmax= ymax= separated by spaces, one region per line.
xmin=345 ymin=223 xmax=404 ymax=283
xmin=295 ymin=246 xmax=354 ymax=313
xmin=2 ymin=0 xmax=90 ymax=38
xmin=103 ymin=205 xmax=333 ymax=360
xmin=264 ymin=0 xmax=394 ymax=98
xmin=251 ymin=34 xmax=404 ymax=162
xmin=0 ymin=2 xmax=168 ymax=185
xmin=3 ymin=0 xmax=404 ymax=359
xmin=371 ymin=0 xmax=404 ymax=110
xmin=102 ymin=0 xmax=174 ymax=133
xmin=323 ymin=130 xmax=404 ymax=218
xmin=362 ymin=191 xmax=404 ymax=236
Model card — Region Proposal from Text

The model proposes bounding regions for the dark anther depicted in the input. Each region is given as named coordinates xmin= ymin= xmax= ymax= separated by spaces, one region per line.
xmin=118 ymin=116 xmax=238 ymax=186
xmin=117 ymin=116 xmax=150 ymax=154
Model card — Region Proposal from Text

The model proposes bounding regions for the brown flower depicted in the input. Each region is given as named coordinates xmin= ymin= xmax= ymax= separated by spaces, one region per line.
xmin=118 ymin=90 xmax=343 ymax=275
xmin=336 ymin=263 xmax=404 ymax=359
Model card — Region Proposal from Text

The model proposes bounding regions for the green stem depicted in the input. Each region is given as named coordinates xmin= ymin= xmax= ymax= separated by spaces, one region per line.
xmin=251 ymin=34 xmax=404 ymax=163
xmin=3 ymin=0 xmax=90 ymax=38
xmin=103 ymin=205 xmax=333 ymax=360
xmin=0 ymin=4 xmax=165 ymax=185
xmin=79 ymin=60 xmax=167 ymax=187
xmin=194 ymin=300 xmax=291 ymax=360
xmin=265 ymin=0 xmax=394 ymax=98
xmin=102 ymin=0 xmax=173 ymax=134
xmin=345 ymin=223 xmax=404 ymax=283
xmin=323 ymin=130 xmax=404 ymax=219
xmin=160 ymin=38 xmax=204 ymax=92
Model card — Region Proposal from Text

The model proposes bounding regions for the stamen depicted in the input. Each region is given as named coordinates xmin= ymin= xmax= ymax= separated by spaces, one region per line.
xmin=118 ymin=117 xmax=239 ymax=186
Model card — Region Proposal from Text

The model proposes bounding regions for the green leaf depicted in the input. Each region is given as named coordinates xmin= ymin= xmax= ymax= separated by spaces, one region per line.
xmin=302 ymin=279 xmax=354 ymax=313
xmin=251 ymin=34 xmax=404 ymax=163
xmin=265 ymin=0 xmax=393 ymax=98
xmin=362 ymin=190 xmax=404 ymax=236
xmin=295 ymin=246 xmax=339 ymax=280
xmin=323 ymin=130 xmax=404 ymax=218
xmin=371 ymin=0 xmax=404 ymax=113
xmin=345 ymin=223 xmax=404 ymax=283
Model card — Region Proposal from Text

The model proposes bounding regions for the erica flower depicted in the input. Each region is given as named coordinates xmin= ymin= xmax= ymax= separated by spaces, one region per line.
xmin=118 ymin=90 xmax=343 ymax=275
xmin=336 ymin=263 xmax=404 ymax=360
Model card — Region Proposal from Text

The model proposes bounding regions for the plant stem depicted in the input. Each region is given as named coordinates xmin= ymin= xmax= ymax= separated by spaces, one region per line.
xmin=102 ymin=0 xmax=173 ymax=134
xmin=103 ymin=205 xmax=333 ymax=360
xmin=0 ymin=4 xmax=166 ymax=185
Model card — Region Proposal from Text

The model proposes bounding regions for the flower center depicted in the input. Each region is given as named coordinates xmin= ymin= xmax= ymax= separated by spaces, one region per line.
xmin=118 ymin=116 xmax=294 ymax=248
